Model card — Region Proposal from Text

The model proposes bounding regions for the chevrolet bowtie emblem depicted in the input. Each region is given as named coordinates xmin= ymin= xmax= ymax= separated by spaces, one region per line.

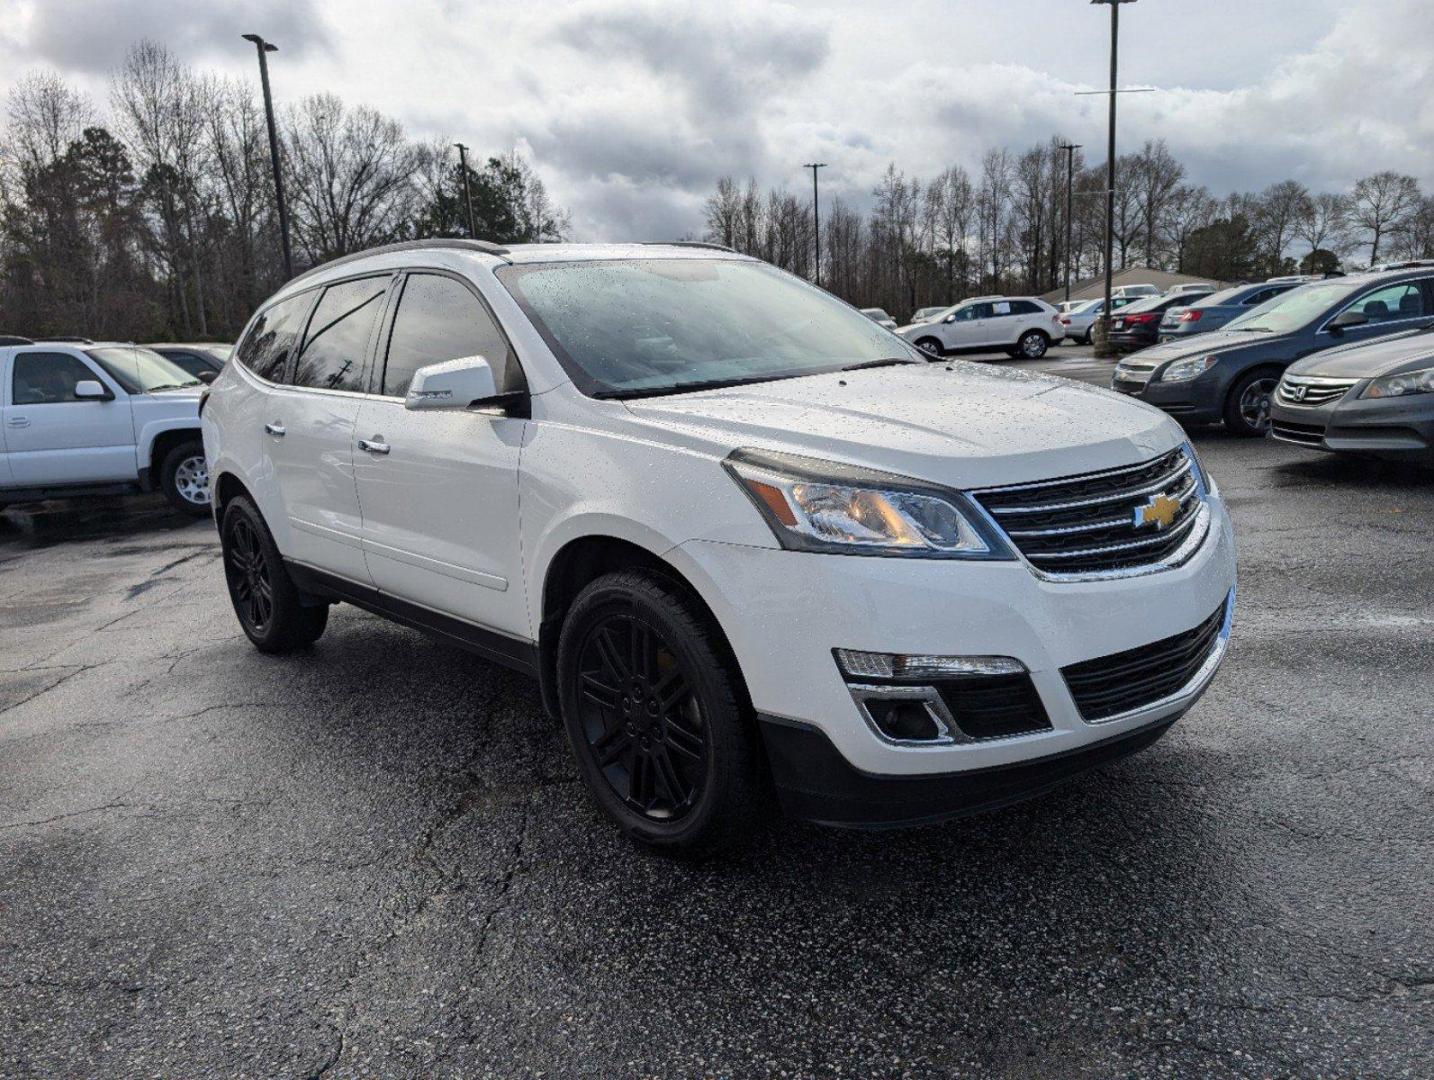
xmin=1133 ymin=492 xmax=1181 ymax=530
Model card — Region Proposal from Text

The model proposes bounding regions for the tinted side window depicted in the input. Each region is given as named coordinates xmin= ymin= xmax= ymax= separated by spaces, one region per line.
xmin=1009 ymin=300 xmax=1040 ymax=315
xmin=292 ymin=276 xmax=389 ymax=392
xmin=381 ymin=273 xmax=518 ymax=397
xmin=1349 ymin=281 xmax=1428 ymax=323
xmin=156 ymin=350 xmax=212 ymax=378
xmin=236 ymin=291 xmax=315 ymax=383
xmin=12 ymin=352 xmax=101 ymax=404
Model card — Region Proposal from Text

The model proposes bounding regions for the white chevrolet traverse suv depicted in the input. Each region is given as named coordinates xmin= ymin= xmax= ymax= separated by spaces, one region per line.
xmin=203 ymin=240 xmax=1236 ymax=852
xmin=898 ymin=296 xmax=1064 ymax=359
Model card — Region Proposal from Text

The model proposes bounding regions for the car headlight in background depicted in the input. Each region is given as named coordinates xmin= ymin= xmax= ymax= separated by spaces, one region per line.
xmin=725 ymin=449 xmax=1010 ymax=559
xmin=1160 ymin=355 xmax=1219 ymax=382
xmin=1360 ymin=366 xmax=1434 ymax=399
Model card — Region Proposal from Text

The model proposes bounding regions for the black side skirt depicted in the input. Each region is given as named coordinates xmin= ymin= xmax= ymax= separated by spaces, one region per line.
xmin=284 ymin=559 xmax=540 ymax=678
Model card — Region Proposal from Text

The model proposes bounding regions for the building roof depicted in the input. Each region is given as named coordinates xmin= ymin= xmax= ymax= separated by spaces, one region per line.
xmin=1040 ymin=266 xmax=1227 ymax=305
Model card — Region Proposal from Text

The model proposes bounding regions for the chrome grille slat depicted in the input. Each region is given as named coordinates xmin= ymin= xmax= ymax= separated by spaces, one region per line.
xmin=970 ymin=447 xmax=1208 ymax=578
xmin=1276 ymin=377 xmax=1357 ymax=407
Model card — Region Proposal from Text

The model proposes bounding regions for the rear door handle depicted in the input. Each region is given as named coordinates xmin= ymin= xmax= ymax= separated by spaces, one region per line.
xmin=264 ymin=422 xmax=286 ymax=437
xmin=357 ymin=438 xmax=390 ymax=455
xmin=7 ymin=416 xmax=29 ymax=428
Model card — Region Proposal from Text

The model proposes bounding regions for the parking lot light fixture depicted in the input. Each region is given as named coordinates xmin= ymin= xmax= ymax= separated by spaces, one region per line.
xmin=242 ymin=33 xmax=293 ymax=280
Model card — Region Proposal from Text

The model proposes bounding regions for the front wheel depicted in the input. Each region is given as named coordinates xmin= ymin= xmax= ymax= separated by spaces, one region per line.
xmin=160 ymin=441 xmax=212 ymax=517
xmin=556 ymin=570 xmax=766 ymax=854
xmin=1223 ymin=369 xmax=1280 ymax=437
xmin=1016 ymin=330 xmax=1049 ymax=359
xmin=221 ymin=495 xmax=329 ymax=653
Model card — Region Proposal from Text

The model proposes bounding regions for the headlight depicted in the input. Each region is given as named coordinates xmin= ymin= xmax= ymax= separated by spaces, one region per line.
xmin=1160 ymin=355 xmax=1219 ymax=382
xmin=1360 ymin=366 xmax=1434 ymax=399
xmin=1182 ymin=440 xmax=1213 ymax=498
xmin=724 ymin=449 xmax=1010 ymax=559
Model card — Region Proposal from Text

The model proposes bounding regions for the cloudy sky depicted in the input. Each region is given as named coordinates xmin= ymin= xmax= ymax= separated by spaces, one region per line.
xmin=3 ymin=0 xmax=1431 ymax=239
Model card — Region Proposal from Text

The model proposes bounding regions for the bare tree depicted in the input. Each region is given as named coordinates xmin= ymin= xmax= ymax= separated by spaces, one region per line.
xmin=284 ymin=92 xmax=422 ymax=261
xmin=1350 ymin=171 xmax=1420 ymax=266
xmin=1163 ymin=185 xmax=1217 ymax=272
xmin=5 ymin=70 xmax=92 ymax=174
xmin=1294 ymin=191 xmax=1349 ymax=262
xmin=1130 ymin=139 xmax=1185 ymax=268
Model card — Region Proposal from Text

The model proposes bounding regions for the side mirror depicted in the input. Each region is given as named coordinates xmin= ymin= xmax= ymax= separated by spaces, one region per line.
xmin=1327 ymin=309 xmax=1368 ymax=332
xmin=943 ymin=313 xmax=957 ymax=324
xmin=74 ymin=380 xmax=110 ymax=400
xmin=405 ymin=355 xmax=512 ymax=412
xmin=196 ymin=370 xmax=219 ymax=384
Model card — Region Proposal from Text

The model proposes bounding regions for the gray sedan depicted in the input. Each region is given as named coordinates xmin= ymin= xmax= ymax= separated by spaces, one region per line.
xmin=1270 ymin=326 xmax=1434 ymax=463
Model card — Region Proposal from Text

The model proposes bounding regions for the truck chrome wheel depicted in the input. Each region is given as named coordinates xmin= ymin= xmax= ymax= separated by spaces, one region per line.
xmin=173 ymin=454 xmax=210 ymax=507
xmin=575 ymin=612 xmax=707 ymax=821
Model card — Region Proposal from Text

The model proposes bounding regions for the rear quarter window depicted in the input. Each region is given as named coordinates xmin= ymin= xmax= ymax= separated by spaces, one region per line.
xmin=236 ymin=291 xmax=317 ymax=383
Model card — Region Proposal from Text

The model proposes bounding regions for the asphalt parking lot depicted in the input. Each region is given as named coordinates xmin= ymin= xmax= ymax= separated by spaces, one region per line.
xmin=2 ymin=353 xmax=1431 ymax=1078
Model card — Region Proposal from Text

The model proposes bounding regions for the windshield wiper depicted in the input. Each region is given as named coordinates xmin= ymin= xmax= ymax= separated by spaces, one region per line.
xmin=594 ymin=374 xmax=800 ymax=400
xmin=838 ymin=357 xmax=920 ymax=372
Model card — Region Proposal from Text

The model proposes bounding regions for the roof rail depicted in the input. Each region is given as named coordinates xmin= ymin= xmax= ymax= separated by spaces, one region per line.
xmin=643 ymin=240 xmax=738 ymax=253
xmin=0 ymin=334 xmax=34 ymax=346
xmin=285 ymin=238 xmax=512 ymax=288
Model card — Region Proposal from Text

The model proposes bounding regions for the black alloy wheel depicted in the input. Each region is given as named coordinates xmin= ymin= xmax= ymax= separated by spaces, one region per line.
xmin=220 ymin=495 xmax=329 ymax=652
xmin=557 ymin=570 xmax=765 ymax=852
xmin=575 ymin=612 xmax=707 ymax=820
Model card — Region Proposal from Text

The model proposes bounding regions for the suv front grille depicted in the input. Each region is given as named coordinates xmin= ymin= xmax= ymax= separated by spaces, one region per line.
xmin=1061 ymin=601 xmax=1226 ymax=722
xmin=1276 ymin=376 xmax=1357 ymax=407
xmin=971 ymin=448 xmax=1206 ymax=578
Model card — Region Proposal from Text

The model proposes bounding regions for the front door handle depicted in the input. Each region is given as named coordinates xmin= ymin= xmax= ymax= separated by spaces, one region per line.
xmin=357 ymin=437 xmax=390 ymax=455
xmin=7 ymin=416 xmax=29 ymax=428
xmin=264 ymin=422 xmax=286 ymax=437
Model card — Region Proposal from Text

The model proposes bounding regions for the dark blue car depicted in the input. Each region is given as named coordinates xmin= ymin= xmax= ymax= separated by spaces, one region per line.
xmin=1157 ymin=279 xmax=1309 ymax=341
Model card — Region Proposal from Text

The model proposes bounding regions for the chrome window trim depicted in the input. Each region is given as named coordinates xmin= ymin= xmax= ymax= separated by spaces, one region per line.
xmin=1079 ymin=588 xmax=1235 ymax=726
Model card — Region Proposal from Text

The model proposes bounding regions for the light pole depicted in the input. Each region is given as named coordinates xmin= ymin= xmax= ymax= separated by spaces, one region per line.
xmin=242 ymin=33 xmax=293 ymax=280
xmin=1088 ymin=0 xmax=1136 ymax=352
xmin=1059 ymin=143 xmax=1082 ymax=303
xmin=804 ymin=162 xmax=826 ymax=287
xmin=454 ymin=143 xmax=477 ymax=239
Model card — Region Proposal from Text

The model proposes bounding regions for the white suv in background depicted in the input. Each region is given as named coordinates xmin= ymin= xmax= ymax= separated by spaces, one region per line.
xmin=203 ymin=240 xmax=1236 ymax=852
xmin=898 ymin=296 xmax=1064 ymax=359
xmin=1 ymin=342 xmax=209 ymax=516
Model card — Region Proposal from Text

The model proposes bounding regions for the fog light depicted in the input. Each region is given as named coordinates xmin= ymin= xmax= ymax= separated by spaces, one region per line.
xmin=866 ymin=698 xmax=942 ymax=742
xmin=835 ymin=649 xmax=1026 ymax=680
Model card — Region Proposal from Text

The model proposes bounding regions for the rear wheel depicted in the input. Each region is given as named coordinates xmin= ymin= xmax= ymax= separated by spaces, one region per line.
xmin=1016 ymin=329 xmax=1049 ymax=359
xmin=221 ymin=495 xmax=329 ymax=652
xmin=1223 ymin=368 xmax=1280 ymax=437
xmin=160 ymin=441 xmax=212 ymax=517
xmin=913 ymin=336 xmax=943 ymax=357
xmin=557 ymin=570 xmax=765 ymax=854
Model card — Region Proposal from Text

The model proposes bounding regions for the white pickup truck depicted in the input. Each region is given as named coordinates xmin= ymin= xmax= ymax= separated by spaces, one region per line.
xmin=0 ymin=342 xmax=210 ymax=517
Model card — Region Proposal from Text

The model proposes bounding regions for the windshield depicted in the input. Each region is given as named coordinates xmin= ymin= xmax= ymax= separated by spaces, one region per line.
xmin=1118 ymin=294 xmax=1173 ymax=315
xmin=496 ymin=259 xmax=920 ymax=398
xmin=86 ymin=347 xmax=201 ymax=393
xmin=1193 ymin=286 xmax=1252 ymax=308
xmin=204 ymin=343 xmax=233 ymax=360
xmin=1223 ymin=281 xmax=1360 ymax=334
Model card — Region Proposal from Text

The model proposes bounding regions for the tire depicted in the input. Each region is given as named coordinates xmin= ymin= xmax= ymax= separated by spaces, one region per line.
xmin=1223 ymin=368 xmax=1281 ymax=437
xmin=913 ymin=336 xmax=943 ymax=358
xmin=1016 ymin=329 xmax=1049 ymax=359
xmin=160 ymin=441 xmax=212 ymax=517
xmin=556 ymin=570 xmax=766 ymax=854
xmin=220 ymin=495 xmax=329 ymax=653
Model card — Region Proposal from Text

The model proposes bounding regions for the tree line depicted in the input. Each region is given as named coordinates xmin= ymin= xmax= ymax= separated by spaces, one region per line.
xmin=0 ymin=43 xmax=570 ymax=343
xmin=704 ymin=139 xmax=1434 ymax=320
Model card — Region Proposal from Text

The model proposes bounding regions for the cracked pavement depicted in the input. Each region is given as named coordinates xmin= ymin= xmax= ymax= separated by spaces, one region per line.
xmin=1 ymin=400 xmax=1431 ymax=1077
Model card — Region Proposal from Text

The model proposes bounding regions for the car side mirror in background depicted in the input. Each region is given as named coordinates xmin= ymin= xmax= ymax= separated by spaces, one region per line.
xmin=196 ymin=370 xmax=219 ymax=384
xmin=1326 ymin=309 xmax=1368 ymax=333
xmin=74 ymin=380 xmax=110 ymax=400
xmin=405 ymin=355 xmax=523 ymax=414
xmin=943 ymin=313 xmax=957 ymax=323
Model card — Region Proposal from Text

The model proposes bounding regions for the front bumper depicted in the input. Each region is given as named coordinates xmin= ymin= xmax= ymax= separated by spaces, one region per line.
xmin=1113 ymin=368 xmax=1226 ymax=423
xmin=668 ymin=497 xmax=1236 ymax=793
xmin=1270 ymin=395 xmax=1434 ymax=462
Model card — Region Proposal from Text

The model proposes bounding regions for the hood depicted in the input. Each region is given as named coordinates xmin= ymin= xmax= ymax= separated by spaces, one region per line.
xmin=1116 ymin=330 xmax=1263 ymax=368
xmin=1286 ymin=327 xmax=1434 ymax=379
xmin=621 ymin=362 xmax=1181 ymax=490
